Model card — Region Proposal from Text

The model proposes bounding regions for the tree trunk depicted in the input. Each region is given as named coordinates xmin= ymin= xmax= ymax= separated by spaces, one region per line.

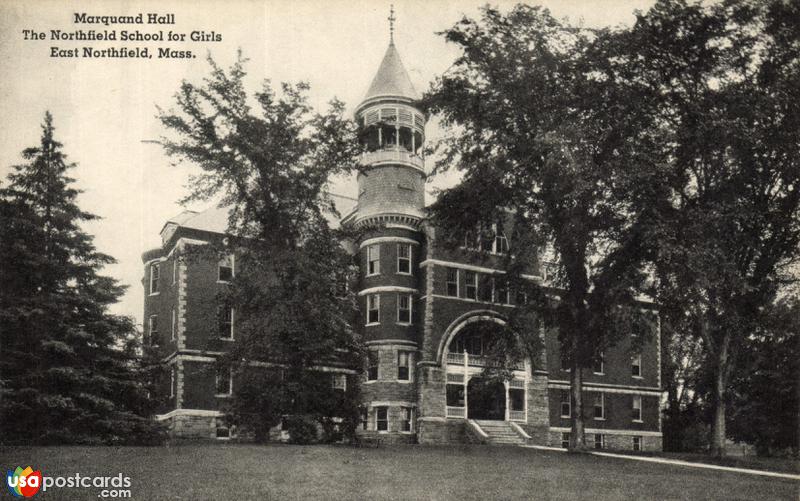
xmin=710 ymin=338 xmax=730 ymax=457
xmin=570 ymin=363 xmax=587 ymax=451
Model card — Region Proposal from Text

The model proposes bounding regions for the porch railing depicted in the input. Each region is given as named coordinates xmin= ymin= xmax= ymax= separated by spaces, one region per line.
xmin=446 ymin=351 xmax=524 ymax=371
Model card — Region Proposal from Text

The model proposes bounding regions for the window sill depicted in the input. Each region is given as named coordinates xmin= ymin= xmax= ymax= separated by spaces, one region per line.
xmin=149 ymin=292 xmax=160 ymax=296
xmin=365 ymin=322 xmax=380 ymax=327
xmin=215 ymin=394 xmax=232 ymax=398
xmin=396 ymin=322 xmax=412 ymax=327
xmin=560 ymin=415 xmax=571 ymax=419
xmin=400 ymin=430 xmax=414 ymax=434
xmin=365 ymin=273 xmax=382 ymax=278
xmin=593 ymin=417 xmax=606 ymax=421
xmin=632 ymin=419 xmax=643 ymax=423
xmin=396 ymin=379 xmax=412 ymax=384
xmin=593 ymin=372 xmax=605 ymax=376
xmin=217 ymin=280 xmax=232 ymax=284
xmin=377 ymin=430 xmax=389 ymax=434
xmin=632 ymin=375 xmax=643 ymax=379
xmin=219 ymin=337 xmax=234 ymax=342
xmin=396 ymin=272 xmax=413 ymax=276
xmin=364 ymin=380 xmax=378 ymax=384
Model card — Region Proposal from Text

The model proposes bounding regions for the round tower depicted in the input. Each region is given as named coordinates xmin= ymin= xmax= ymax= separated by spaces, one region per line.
xmin=355 ymin=11 xmax=427 ymax=443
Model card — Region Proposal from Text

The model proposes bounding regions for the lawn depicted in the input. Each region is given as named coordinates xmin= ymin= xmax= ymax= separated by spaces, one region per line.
xmin=2 ymin=443 xmax=797 ymax=500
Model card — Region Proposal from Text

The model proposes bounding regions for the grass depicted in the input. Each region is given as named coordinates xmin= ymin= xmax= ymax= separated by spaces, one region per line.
xmin=2 ymin=443 xmax=797 ymax=500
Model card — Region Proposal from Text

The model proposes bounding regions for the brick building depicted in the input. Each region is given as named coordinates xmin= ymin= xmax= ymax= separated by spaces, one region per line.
xmin=143 ymin=34 xmax=663 ymax=450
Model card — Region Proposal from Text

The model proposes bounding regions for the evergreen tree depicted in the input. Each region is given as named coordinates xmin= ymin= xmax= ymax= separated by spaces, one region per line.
xmin=158 ymin=53 xmax=363 ymax=442
xmin=0 ymin=112 xmax=165 ymax=445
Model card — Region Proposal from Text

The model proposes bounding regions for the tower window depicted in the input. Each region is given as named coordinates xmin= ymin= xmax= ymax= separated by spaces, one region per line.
xmin=401 ymin=407 xmax=414 ymax=432
xmin=397 ymin=294 xmax=411 ymax=324
xmin=150 ymin=263 xmax=160 ymax=294
xmin=149 ymin=315 xmax=158 ymax=343
xmin=397 ymin=351 xmax=411 ymax=381
xmin=367 ymin=294 xmax=380 ymax=324
xmin=397 ymin=244 xmax=411 ymax=274
xmin=367 ymin=245 xmax=380 ymax=275
xmin=367 ymin=351 xmax=379 ymax=381
xmin=375 ymin=406 xmax=388 ymax=432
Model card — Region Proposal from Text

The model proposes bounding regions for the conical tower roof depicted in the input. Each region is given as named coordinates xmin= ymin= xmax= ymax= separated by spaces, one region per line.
xmin=362 ymin=42 xmax=418 ymax=103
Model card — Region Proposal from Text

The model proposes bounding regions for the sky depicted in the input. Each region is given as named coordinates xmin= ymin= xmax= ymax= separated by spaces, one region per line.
xmin=0 ymin=0 xmax=655 ymax=327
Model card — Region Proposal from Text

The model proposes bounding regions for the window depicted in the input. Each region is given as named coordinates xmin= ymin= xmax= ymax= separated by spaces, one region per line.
xmin=446 ymin=268 xmax=459 ymax=297
xmin=171 ymin=308 xmax=176 ymax=341
xmin=479 ymin=275 xmax=493 ymax=302
xmin=360 ymin=408 xmax=368 ymax=431
xmin=216 ymin=367 xmax=232 ymax=395
xmin=446 ymin=383 xmax=465 ymax=407
xmin=401 ymin=407 xmax=414 ymax=432
xmin=218 ymin=255 xmax=234 ymax=282
xmin=367 ymin=294 xmax=380 ymax=324
xmin=632 ymin=395 xmax=642 ymax=422
xmin=397 ymin=351 xmax=411 ymax=381
xmin=495 ymin=279 xmax=510 ymax=304
xmin=397 ymin=244 xmax=411 ymax=274
xmin=397 ymin=294 xmax=411 ymax=324
xmin=594 ymin=433 xmax=605 ymax=449
xmin=560 ymin=390 xmax=571 ymax=418
xmin=215 ymin=418 xmax=236 ymax=440
xmin=509 ymin=388 xmax=525 ymax=412
xmin=632 ymin=353 xmax=642 ymax=377
xmin=593 ymin=393 xmax=605 ymax=419
xmin=464 ymin=271 xmax=477 ymax=300
xmin=367 ymin=244 xmax=380 ymax=275
xmin=560 ymin=344 xmax=570 ymax=371
xmin=561 ymin=432 xmax=571 ymax=449
xmin=593 ymin=352 xmax=605 ymax=374
xmin=367 ymin=351 xmax=379 ymax=381
xmin=150 ymin=263 xmax=160 ymax=294
xmin=375 ymin=406 xmax=388 ymax=432
xmin=149 ymin=315 xmax=158 ymax=342
xmin=633 ymin=436 xmax=642 ymax=451
xmin=169 ymin=366 xmax=176 ymax=398
xmin=332 ymin=374 xmax=347 ymax=392
xmin=495 ymin=232 xmax=509 ymax=254
xmin=172 ymin=259 xmax=178 ymax=285
xmin=218 ymin=304 xmax=234 ymax=340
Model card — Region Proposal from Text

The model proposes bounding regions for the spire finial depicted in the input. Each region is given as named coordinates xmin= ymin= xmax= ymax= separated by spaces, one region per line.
xmin=388 ymin=5 xmax=396 ymax=44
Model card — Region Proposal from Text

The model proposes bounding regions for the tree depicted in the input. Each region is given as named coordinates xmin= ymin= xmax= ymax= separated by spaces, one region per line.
xmin=422 ymin=6 xmax=664 ymax=450
xmin=158 ymin=53 xmax=363 ymax=442
xmin=616 ymin=0 xmax=800 ymax=456
xmin=728 ymin=295 xmax=799 ymax=455
xmin=0 ymin=112 xmax=165 ymax=445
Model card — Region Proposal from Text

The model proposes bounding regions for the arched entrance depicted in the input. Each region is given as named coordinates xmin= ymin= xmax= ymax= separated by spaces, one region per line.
xmin=442 ymin=314 xmax=530 ymax=423
xmin=467 ymin=377 xmax=506 ymax=420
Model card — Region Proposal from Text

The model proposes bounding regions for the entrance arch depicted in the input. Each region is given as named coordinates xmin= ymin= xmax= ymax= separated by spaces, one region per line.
xmin=467 ymin=377 xmax=506 ymax=420
xmin=441 ymin=312 xmax=530 ymax=423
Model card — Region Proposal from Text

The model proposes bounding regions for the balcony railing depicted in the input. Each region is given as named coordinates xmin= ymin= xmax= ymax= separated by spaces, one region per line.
xmin=446 ymin=406 xmax=466 ymax=418
xmin=361 ymin=149 xmax=424 ymax=170
xmin=508 ymin=410 xmax=526 ymax=422
xmin=446 ymin=351 xmax=524 ymax=371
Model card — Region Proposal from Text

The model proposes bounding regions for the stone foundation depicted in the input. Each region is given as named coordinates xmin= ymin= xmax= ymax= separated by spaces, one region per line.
xmin=547 ymin=430 xmax=663 ymax=451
